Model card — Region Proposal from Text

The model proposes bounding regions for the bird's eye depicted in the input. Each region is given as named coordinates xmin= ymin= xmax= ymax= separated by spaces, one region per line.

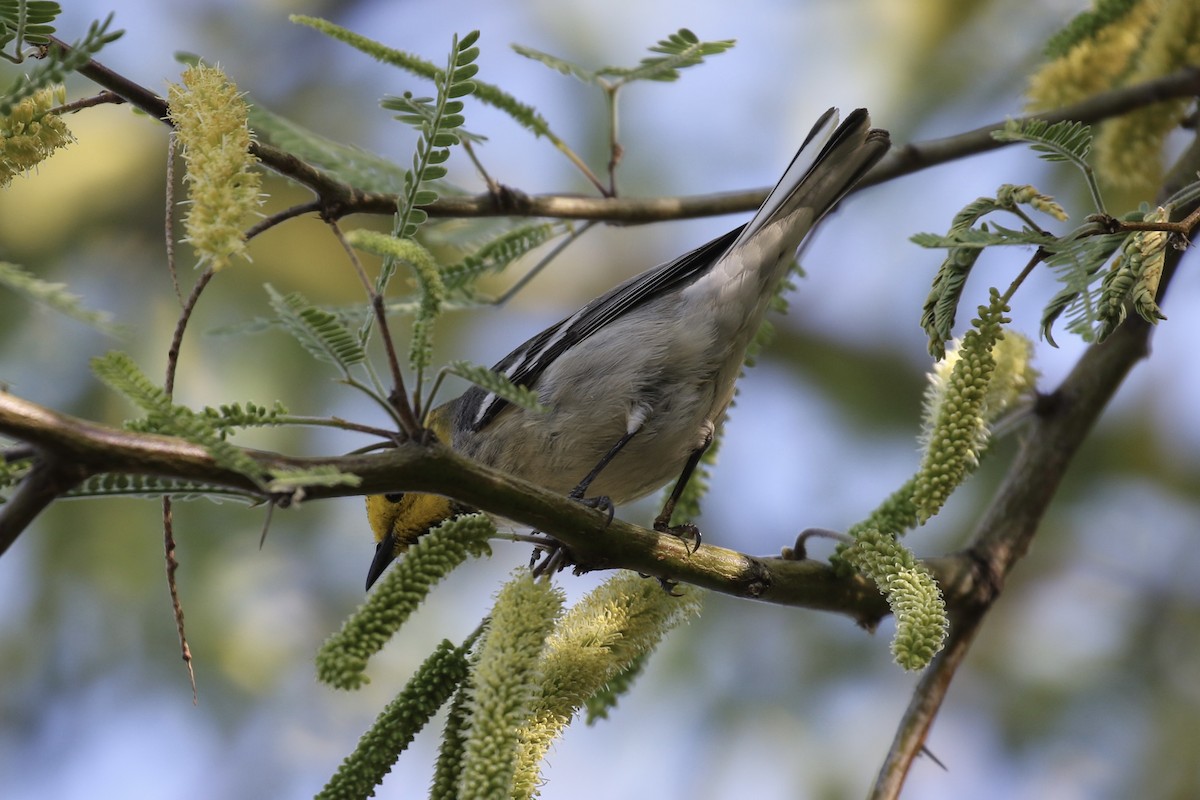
xmin=384 ymin=492 xmax=405 ymax=503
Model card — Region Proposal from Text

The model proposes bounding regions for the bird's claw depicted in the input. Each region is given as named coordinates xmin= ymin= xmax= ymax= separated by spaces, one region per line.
xmin=580 ymin=494 xmax=615 ymax=525
xmin=529 ymin=539 xmax=572 ymax=576
xmin=656 ymin=576 xmax=684 ymax=596
xmin=654 ymin=520 xmax=701 ymax=554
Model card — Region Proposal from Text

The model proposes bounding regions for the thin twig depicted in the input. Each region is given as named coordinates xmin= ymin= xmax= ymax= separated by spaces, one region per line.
xmin=492 ymin=221 xmax=595 ymax=305
xmin=162 ymin=497 xmax=197 ymax=703
xmin=165 ymin=269 xmax=215 ymax=394
xmin=244 ymin=200 xmax=322 ymax=241
xmin=865 ymin=67 xmax=1200 ymax=189
xmin=326 ymin=220 xmax=422 ymax=436
xmin=48 ymin=89 xmax=124 ymax=115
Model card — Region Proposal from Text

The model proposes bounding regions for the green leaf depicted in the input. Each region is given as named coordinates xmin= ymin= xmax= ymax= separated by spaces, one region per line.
xmin=0 ymin=261 xmax=118 ymax=333
xmin=0 ymin=13 xmax=121 ymax=115
xmin=992 ymin=118 xmax=1092 ymax=165
xmin=199 ymin=400 xmax=290 ymax=431
xmin=0 ymin=0 xmax=62 ymax=49
xmin=90 ymin=351 xmax=268 ymax=486
xmin=265 ymin=466 xmax=361 ymax=493
xmin=597 ymin=28 xmax=736 ymax=85
xmin=511 ymin=43 xmax=598 ymax=84
xmin=446 ymin=360 xmax=547 ymax=413
xmin=66 ymin=473 xmax=261 ymax=503
xmin=915 ymin=190 xmax=1060 ymax=358
xmin=1039 ymin=230 xmax=1127 ymax=345
xmin=266 ymin=284 xmax=366 ymax=372
xmin=440 ymin=221 xmax=565 ymax=294
xmin=388 ymin=31 xmax=480 ymax=273
xmin=382 ymin=92 xmax=487 ymax=144
xmin=244 ymin=99 xmax=411 ymax=193
xmin=911 ymin=226 xmax=1051 ymax=250
xmin=293 ymin=16 xmax=558 ymax=141
xmin=992 ymin=119 xmax=1105 ymax=213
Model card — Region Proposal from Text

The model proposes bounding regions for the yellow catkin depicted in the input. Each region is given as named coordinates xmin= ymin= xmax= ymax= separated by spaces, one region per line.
xmin=166 ymin=64 xmax=262 ymax=270
xmin=1026 ymin=0 xmax=1162 ymax=111
xmin=0 ymin=86 xmax=73 ymax=187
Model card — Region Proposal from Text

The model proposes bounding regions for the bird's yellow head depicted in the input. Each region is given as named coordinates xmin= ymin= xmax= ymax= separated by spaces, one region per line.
xmin=364 ymin=402 xmax=459 ymax=590
xmin=364 ymin=491 xmax=457 ymax=589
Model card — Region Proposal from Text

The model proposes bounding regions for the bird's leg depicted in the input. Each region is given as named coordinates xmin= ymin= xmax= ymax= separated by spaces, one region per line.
xmin=568 ymin=428 xmax=640 ymax=505
xmin=652 ymin=429 xmax=713 ymax=553
xmin=530 ymin=426 xmax=642 ymax=575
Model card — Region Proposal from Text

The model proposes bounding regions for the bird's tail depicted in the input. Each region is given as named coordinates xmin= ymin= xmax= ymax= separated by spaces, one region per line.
xmin=735 ymin=107 xmax=889 ymax=248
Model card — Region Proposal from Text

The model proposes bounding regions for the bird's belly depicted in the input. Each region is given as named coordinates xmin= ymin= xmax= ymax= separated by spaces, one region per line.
xmin=459 ymin=381 xmax=718 ymax=505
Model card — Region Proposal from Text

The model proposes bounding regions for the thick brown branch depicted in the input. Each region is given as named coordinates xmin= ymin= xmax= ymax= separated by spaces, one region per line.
xmin=0 ymin=457 xmax=88 ymax=557
xmin=0 ymin=389 xmax=953 ymax=620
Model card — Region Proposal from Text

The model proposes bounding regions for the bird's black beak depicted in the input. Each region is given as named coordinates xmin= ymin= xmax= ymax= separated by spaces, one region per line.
xmin=365 ymin=531 xmax=397 ymax=591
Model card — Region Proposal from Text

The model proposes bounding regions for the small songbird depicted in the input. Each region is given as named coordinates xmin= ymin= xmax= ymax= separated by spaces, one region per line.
xmin=365 ymin=107 xmax=890 ymax=589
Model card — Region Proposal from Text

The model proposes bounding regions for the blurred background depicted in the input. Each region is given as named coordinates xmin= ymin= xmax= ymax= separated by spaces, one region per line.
xmin=2 ymin=1 xmax=1199 ymax=798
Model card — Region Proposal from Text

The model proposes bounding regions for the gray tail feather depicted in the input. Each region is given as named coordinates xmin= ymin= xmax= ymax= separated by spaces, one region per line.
xmin=735 ymin=107 xmax=890 ymax=247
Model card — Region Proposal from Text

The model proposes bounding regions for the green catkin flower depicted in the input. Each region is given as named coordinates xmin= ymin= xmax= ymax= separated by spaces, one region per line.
xmin=886 ymin=566 xmax=949 ymax=669
xmin=983 ymin=330 xmax=1037 ymax=420
xmin=840 ymin=529 xmax=948 ymax=670
xmin=318 ymin=639 xmax=471 ymax=800
xmin=509 ymin=573 xmax=701 ymax=799
xmin=583 ymin=652 xmax=649 ymax=724
xmin=912 ymin=289 xmax=1011 ymax=522
xmin=1097 ymin=233 xmax=1141 ymax=334
xmin=0 ymin=86 xmax=73 ymax=187
xmin=344 ymin=228 xmax=445 ymax=370
xmin=430 ymin=682 xmax=474 ymax=800
xmin=166 ymin=63 xmax=263 ymax=270
xmin=459 ymin=573 xmax=563 ymax=800
xmin=833 ymin=327 xmax=1033 ymax=578
xmin=316 ymin=514 xmax=493 ymax=690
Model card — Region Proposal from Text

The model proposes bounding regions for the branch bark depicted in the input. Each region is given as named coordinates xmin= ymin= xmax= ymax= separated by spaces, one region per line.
xmin=52 ymin=36 xmax=1200 ymax=224
xmin=0 ymin=387 xmax=973 ymax=622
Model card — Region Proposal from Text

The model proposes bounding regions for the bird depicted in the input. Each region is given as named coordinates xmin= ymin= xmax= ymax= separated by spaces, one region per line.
xmin=364 ymin=107 xmax=890 ymax=589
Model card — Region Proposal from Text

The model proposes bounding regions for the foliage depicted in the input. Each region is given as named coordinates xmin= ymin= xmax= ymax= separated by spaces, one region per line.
xmin=1027 ymin=0 xmax=1200 ymax=198
xmin=0 ymin=12 xmax=121 ymax=114
xmin=512 ymin=28 xmax=735 ymax=88
xmin=315 ymin=514 xmax=494 ymax=690
xmin=3 ymin=7 xmax=1200 ymax=799
xmin=0 ymin=0 xmax=61 ymax=52
xmin=90 ymin=351 xmax=270 ymax=488
xmin=318 ymin=638 xmax=475 ymax=800
xmin=0 ymin=260 xmax=115 ymax=331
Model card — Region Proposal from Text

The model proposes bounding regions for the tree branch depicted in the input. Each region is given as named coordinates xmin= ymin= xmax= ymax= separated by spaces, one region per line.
xmin=867 ymin=125 xmax=1200 ymax=800
xmin=52 ymin=37 xmax=1200 ymax=224
xmin=865 ymin=66 xmax=1200 ymax=188
xmin=0 ymin=387 xmax=977 ymax=621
